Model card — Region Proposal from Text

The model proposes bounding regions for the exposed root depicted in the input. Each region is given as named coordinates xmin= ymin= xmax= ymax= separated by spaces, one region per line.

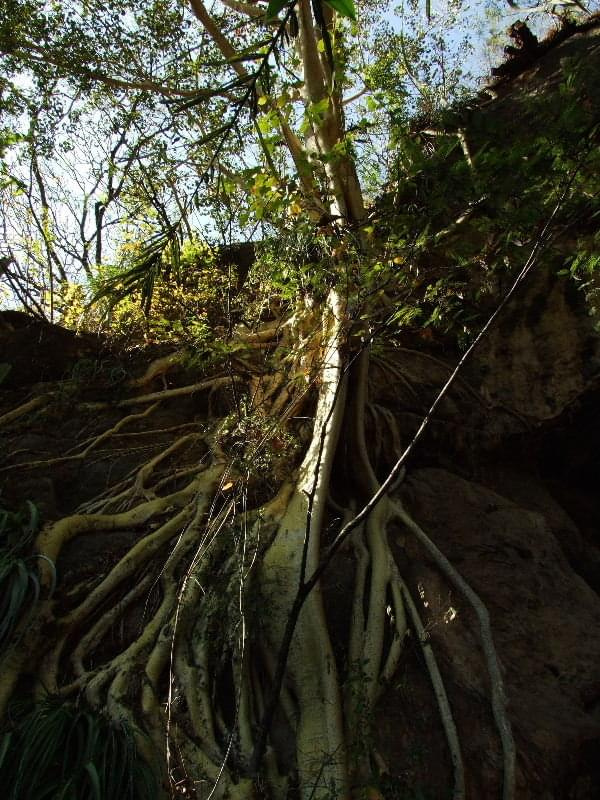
xmin=129 ymin=351 xmax=186 ymax=389
xmin=0 ymin=290 xmax=516 ymax=800
xmin=131 ymin=432 xmax=207 ymax=499
xmin=35 ymin=480 xmax=204 ymax=588
xmin=396 ymin=572 xmax=465 ymax=800
xmin=254 ymin=290 xmax=349 ymax=798
xmin=70 ymin=571 xmax=156 ymax=677
xmin=84 ymin=375 xmax=237 ymax=409
xmin=0 ymin=401 xmax=162 ymax=473
xmin=391 ymin=499 xmax=515 ymax=800
xmin=0 ymin=393 xmax=51 ymax=429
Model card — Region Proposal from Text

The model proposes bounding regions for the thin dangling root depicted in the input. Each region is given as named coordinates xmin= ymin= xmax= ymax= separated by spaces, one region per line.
xmin=344 ymin=346 xmax=466 ymax=797
xmin=391 ymin=499 xmax=515 ymax=800
xmin=394 ymin=568 xmax=465 ymax=800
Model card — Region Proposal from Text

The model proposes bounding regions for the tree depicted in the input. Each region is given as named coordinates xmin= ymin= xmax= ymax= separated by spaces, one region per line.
xmin=0 ymin=0 xmax=225 ymax=315
xmin=5 ymin=2 xmax=598 ymax=799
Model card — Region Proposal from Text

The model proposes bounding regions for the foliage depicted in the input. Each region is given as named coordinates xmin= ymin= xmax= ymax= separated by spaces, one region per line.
xmin=365 ymin=58 xmax=600 ymax=347
xmin=560 ymin=249 xmax=600 ymax=328
xmin=2 ymin=0 xmax=571 ymax=315
xmin=0 ymin=696 xmax=157 ymax=800
xmin=218 ymin=400 xmax=303 ymax=487
xmin=62 ymin=239 xmax=234 ymax=348
xmin=0 ymin=500 xmax=49 ymax=653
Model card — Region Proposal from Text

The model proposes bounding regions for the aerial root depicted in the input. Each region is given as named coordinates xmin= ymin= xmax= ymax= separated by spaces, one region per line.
xmin=353 ymin=344 xmax=507 ymax=799
xmin=37 ymin=506 xmax=192 ymax=694
xmin=35 ymin=475 xmax=210 ymax=588
xmin=395 ymin=570 xmax=465 ymax=800
xmin=129 ymin=351 xmax=186 ymax=389
xmin=131 ymin=431 xmax=207 ymax=499
xmin=64 ymin=400 xmax=162 ymax=455
xmin=0 ymin=393 xmax=52 ymax=429
xmin=391 ymin=499 xmax=515 ymax=800
xmin=33 ymin=464 xmax=225 ymax=706
xmin=79 ymin=446 xmax=210 ymax=516
xmin=254 ymin=290 xmax=349 ymax=799
xmin=70 ymin=571 xmax=156 ymax=676
xmin=0 ymin=401 xmax=163 ymax=473
xmin=175 ymin=631 xmax=221 ymax=761
xmin=113 ymin=375 xmax=239 ymax=408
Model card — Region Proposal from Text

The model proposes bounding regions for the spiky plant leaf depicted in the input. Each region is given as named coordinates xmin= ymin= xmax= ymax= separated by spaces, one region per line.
xmin=91 ymin=226 xmax=182 ymax=316
xmin=0 ymin=698 xmax=158 ymax=800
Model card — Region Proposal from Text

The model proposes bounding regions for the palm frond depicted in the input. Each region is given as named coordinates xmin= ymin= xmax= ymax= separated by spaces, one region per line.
xmin=0 ymin=500 xmax=45 ymax=653
xmin=91 ymin=225 xmax=181 ymax=315
xmin=0 ymin=697 xmax=158 ymax=800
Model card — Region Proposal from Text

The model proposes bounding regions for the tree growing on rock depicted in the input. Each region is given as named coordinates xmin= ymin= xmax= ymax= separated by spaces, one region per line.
xmin=7 ymin=1 xmax=595 ymax=799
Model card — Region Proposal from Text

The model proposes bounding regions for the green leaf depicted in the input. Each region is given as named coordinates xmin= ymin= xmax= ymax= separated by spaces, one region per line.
xmin=311 ymin=97 xmax=330 ymax=116
xmin=24 ymin=500 xmax=40 ymax=538
xmin=266 ymin=0 xmax=289 ymax=20
xmin=324 ymin=0 xmax=356 ymax=21
xmin=84 ymin=761 xmax=102 ymax=800
xmin=0 ymin=363 xmax=11 ymax=386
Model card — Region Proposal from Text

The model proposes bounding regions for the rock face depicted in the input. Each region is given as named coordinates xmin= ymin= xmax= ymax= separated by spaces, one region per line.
xmin=369 ymin=30 xmax=600 ymax=790
xmin=397 ymin=468 xmax=600 ymax=799
xmin=2 ymin=259 xmax=600 ymax=798
xmin=3 ymin=196 xmax=600 ymax=800
xmin=474 ymin=268 xmax=600 ymax=420
xmin=0 ymin=310 xmax=103 ymax=389
xmin=359 ymin=257 xmax=600 ymax=798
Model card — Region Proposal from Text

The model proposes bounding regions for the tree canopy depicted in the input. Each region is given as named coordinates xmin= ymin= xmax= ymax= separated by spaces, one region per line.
xmin=0 ymin=0 xmax=530 ymax=316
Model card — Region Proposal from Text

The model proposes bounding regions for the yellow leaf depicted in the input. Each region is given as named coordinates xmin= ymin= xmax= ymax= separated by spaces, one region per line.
xmin=257 ymin=95 xmax=268 ymax=106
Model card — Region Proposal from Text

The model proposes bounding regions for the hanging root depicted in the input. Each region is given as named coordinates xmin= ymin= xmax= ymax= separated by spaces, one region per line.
xmin=390 ymin=499 xmax=515 ymax=800
xmin=394 ymin=569 xmax=465 ymax=800
xmin=342 ymin=346 xmax=466 ymax=798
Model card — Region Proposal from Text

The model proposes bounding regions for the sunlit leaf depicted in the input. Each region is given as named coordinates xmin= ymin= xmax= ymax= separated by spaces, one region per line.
xmin=324 ymin=0 xmax=356 ymax=21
